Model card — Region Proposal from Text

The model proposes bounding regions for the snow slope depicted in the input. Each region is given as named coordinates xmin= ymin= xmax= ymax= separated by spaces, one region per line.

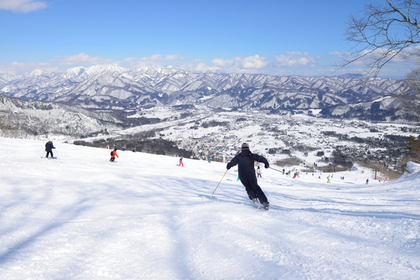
xmin=0 ymin=137 xmax=419 ymax=279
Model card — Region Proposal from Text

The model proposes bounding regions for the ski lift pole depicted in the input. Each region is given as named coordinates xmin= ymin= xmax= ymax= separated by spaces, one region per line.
xmin=209 ymin=169 xmax=228 ymax=199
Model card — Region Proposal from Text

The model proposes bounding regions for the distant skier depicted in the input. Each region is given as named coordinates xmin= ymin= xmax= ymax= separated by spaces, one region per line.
xmin=110 ymin=148 xmax=118 ymax=162
xmin=256 ymin=166 xmax=262 ymax=178
xmin=179 ymin=156 xmax=184 ymax=167
xmin=226 ymin=143 xmax=270 ymax=210
xmin=366 ymin=179 xmax=369 ymax=185
xmin=45 ymin=141 xmax=55 ymax=158
xmin=208 ymin=156 xmax=212 ymax=163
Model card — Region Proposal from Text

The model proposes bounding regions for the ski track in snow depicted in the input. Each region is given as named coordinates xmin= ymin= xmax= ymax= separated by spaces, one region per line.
xmin=0 ymin=137 xmax=419 ymax=279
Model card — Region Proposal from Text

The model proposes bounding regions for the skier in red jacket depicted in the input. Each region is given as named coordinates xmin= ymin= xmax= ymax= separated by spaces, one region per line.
xmin=110 ymin=148 xmax=118 ymax=162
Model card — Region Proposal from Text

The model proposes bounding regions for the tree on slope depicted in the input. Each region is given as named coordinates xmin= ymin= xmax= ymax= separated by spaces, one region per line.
xmin=341 ymin=0 xmax=420 ymax=77
xmin=340 ymin=0 xmax=420 ymax=120
xmin=406 ymin=135 xmax=420 ymax=158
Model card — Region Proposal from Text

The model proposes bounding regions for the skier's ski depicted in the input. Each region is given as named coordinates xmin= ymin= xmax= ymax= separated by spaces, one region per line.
xmin=253 ymin=200 xmax=262 ymax=209
xmin=263 ymin=202 xmax=270 ymax=210
xmin=253 ymin=200 xmax=269 ymax=210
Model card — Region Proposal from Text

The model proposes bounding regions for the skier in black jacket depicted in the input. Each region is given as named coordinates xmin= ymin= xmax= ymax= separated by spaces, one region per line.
xmin=45 ymin=141 xmax=55 ymax=158
xmin=226 ymin=143 xmax=270 ymax=209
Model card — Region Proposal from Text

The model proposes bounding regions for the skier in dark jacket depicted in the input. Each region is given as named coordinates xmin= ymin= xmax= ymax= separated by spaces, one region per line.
xmin=226 ymin=143 xmax=270 ymax=210
xmin=45 ymin=141 xmax=55 ymax=158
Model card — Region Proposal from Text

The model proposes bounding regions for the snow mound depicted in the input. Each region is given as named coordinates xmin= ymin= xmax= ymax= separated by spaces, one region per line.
xmin=406 ymin=161 xmax=420 ymax=174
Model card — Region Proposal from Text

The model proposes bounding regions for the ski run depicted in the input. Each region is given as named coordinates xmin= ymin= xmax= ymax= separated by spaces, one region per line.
xmin=1 ymin=137 xmax=419 ymax=279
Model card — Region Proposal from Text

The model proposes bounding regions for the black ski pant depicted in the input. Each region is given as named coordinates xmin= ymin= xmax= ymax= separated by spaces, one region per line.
xmin=240 ymin=175 xmax=268 ymax=204
xmin=46 ymin=151 xmax=54 ymax=158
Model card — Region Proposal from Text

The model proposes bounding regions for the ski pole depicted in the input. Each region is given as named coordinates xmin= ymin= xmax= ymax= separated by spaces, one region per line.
xmin=54 ymin=149 xmax=59 ymax=159
xmin=209 ymin=169 xmax=228 ymax=199
xmin=269 ymin=166 xmax=283 ymax=173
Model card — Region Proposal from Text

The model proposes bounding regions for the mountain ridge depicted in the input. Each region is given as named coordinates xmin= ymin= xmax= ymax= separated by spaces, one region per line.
xmin=0 ymin=65 xmax=416 ymax=121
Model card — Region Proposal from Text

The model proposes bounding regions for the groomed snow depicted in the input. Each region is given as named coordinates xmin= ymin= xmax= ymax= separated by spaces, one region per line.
xmin=0 ymin=137 xmax=419 ymax=279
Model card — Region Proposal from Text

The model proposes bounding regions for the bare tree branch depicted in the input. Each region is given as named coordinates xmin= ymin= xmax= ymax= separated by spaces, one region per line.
xmin=337 ymin=0 xmax=420 ymax=77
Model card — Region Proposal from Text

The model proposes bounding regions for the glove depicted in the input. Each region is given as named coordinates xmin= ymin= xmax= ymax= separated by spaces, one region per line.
xmin=265 ymin=164 xmax=269 ymax=169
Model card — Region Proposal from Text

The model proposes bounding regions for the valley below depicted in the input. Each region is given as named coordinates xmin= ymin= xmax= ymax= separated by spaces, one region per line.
xmin=73 ymin=105 xmax=419 ymax=180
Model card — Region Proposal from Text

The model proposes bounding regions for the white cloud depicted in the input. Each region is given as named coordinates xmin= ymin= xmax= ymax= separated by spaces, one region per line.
xmin=236 ymin=55 xmax=268 ymax=69
xmin=60 ymin=53 xmax=114 ymax=66
xmin=330 ymin=46 xmax=420 ymax=68
xmin=123 ymin=57 xmax=136 ymax=63
xmin=149 ymin=54 xmax=162 ymax=60
xmin=0 ymin=0 xmax=47 ymax=13
xmin=211 ymin=58 xmax=234 ymax=68
xmin=178 ymin=59 xmax=220 ymax=73
xmin=207 ymin=55 xmax=269 ymax=73
xmin=165 ymin=54 xmax=186 ymax=61
xmin=3 ymin=48 xmax=416 ymax=78
xmin=275 ymin=52 xmax=316 ymax=67
xmin=0 ymin=61 xmax=58 ymax=73
xmin=328 ymin=51 xmax=346 ymax=58
xmin=125 ymin=55 xmax=162 ymax=68
xmin=123 ymin=54 xmax=186 ymax=68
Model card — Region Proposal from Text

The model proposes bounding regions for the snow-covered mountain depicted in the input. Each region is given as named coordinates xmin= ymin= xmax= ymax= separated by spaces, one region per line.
xmin=0 ymin=94 xmax=122 ymax=138
xmin=320 ymin=95 xmax=414 ymax=122
xmin=0 ymin=65 xmax=411 ymax=117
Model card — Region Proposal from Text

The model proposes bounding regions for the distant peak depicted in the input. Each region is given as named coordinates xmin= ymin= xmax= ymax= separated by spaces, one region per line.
xmin=65 ymin=66 xmax=86 ymax=76
xmin=84 ymin=64 xmax=127 ymax=75
xmin=29 ymin=69 xmax=56 ymax=76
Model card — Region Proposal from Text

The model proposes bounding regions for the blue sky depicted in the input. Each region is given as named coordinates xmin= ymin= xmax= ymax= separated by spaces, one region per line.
xmin=0 ymin=0 xmax=416 ymax=78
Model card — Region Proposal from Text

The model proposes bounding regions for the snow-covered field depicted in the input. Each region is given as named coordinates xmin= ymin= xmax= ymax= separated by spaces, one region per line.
xmin=1 ymin=137 xmax=419 ymax=279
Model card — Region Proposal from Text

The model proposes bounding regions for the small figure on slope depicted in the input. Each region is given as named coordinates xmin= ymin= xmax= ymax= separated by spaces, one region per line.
xmin=256 ymin=165 xmax=262 ymax=178
xmin=45 ymin=140 xmax=55 ymax=158
xmin=226 ymin=143 xmax=270 ymax=210
xmin=110 ymin=148 xmax=118 ymax=162
xmin=179 ymin=156 xmax=184 ymax=167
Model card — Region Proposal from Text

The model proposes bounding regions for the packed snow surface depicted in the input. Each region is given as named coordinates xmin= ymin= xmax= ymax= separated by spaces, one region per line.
xmin=1 ymin=137 xmax=419 ymax=279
